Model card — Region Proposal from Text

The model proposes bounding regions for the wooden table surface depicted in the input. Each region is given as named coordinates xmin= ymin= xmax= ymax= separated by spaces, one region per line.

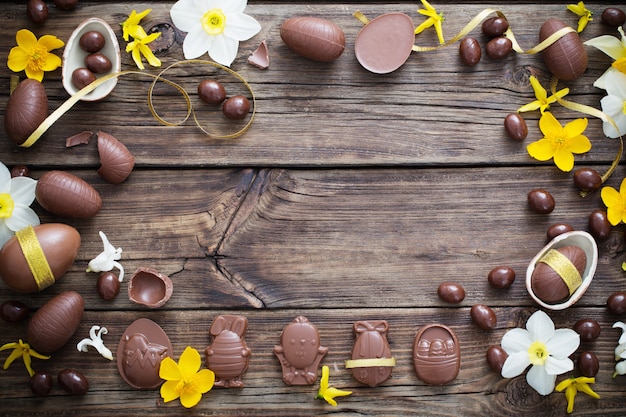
xmin=2 ymin=1 xmax=626 ymax=415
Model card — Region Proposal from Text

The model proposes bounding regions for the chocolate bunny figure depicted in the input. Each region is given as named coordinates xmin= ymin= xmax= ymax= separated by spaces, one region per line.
xmin=205 ymin=315 xmax=251 ymax=388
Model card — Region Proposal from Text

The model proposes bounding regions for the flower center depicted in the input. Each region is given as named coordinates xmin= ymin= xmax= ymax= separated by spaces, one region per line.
xmin=201 ymin=8 xmax=226 ymax=36
xmin=27 ymin=45 xmax=48 ymax=72
xmin=0 ymin=194 xmax=14 ymax=219
xmin=528 ymin=340 xmax=549 ymax=366
xmin=613 ymin=57 xmax=626 ymax=74
xmin=175 ymin=377 xmax=197 ymax=396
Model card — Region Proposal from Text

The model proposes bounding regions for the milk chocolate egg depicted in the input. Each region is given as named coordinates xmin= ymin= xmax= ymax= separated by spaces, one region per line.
xmin=539 ymin=19 xmax=587 ymax=81
xmin=0 ymin=224 xmax=80 ymax=293
xmin=280 ymin=17 xmax=345 ymax=62
xmin=531 ymin=245 xmax=586 ymax=303
xmin=27 ymin=291 xmax=84 ymax=353
xmin=97 ymin=131 xmax=135 ymax=184
xmin=4 ymin=79 xmax=48 ymax=145
xmin=413 ymin=324 xmax=460 ymax=385
xmin=347 ymin=320 xmax=394 ymax=387
xmin=36 ymin=170 xmax=102 ymax=218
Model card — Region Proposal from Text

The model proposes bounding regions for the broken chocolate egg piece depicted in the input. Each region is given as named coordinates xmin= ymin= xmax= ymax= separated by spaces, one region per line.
xmin=97 ymin=131 xmax=135 ymax=184
xmin=128 ymin=267 xmax=173 ymax=308
xmin=66 ymin=130 xmax=94 ymax=147
xmin=248 ymin=40 xmax=269 ymax=69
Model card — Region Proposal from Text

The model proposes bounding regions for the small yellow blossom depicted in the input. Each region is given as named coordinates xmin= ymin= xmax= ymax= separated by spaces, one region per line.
xmin=159 ymin=346 xmax=215 ymax=408
xmin=7 ymin=29 xmax=64 ymax=82
xmin=601 ymin=177 xmax=626 ymax=226
xmin=315 ymin=365 xmax=352 ymax=406
xmin=527 ymin=111 xmax=591 ymax=172
xmin=120 ymin=9 xmax=152 ymax=42
xmin=567 ymin=2 xmax=593 ymax=33
xmin=555 ymin=376 xmax=600 ymax=414
xmin=518 ymin=75 xmax=569 ymax=114
xmin=0 ymin=339 xmax=50 ymax=377
xmin=414 ymin=0 xmax=445 ymax=44
xmin=126 ymin=31 xmax=161 ymax=70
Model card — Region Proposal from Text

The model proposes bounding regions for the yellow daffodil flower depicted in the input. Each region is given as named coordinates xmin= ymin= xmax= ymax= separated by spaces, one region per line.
xmin=121 ymin=9 xmax=152 ymax=42
xmin=601 ymin=177 xmax=626 ymax=225
xmin=518 ymin=75 xmax=569 ymax=114
xmin=414 ymin=0 xmax=445 ymax=44
xmin=555 ymin=376 xmax=600 ymax=414
xmin=7 ymin=29 xmax=64 ymax=82
xmin=527 ymin=111 xmax=591 ymax=172
xmin=159 ymin=346 xmax=215 ymax=408
xmin=126 ymin=31 xmax=161 ymax=70
xmin=315 ymin=365 xmax=352 ymax=406
xmin=567 ymin=2 xmax=593 ymax=33
xmin=0 ymin=339 xmax=50 ymax=377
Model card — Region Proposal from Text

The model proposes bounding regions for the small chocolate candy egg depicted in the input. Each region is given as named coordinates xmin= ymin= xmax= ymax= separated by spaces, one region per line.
xmin=97 ymin=272 xmax=120 ymax=301
xmin=71 ymin=68 xmax=96 ymax=90
xmin=222 ymin=95 xmax=251 ymax=120
xmin=36 ymin=170 xmax=102 ymax=218
xmin=539 ymin=19 xmax=587 ymax=81
xmin=588 ymin=209 xmax=611 ymax=240
xmin=459 ymin=37 xmax=481 ymax=66
xmin=85 ymin=53 xmax=112 ymax=74
xmin=607 ymin=291 xmax=626 ymax=314
xmin=547 ymin=223 xmax=574 ymax=240
xmin=577 ymin=351 xmax=599 ymax=377
xmin=531 ymin=246 xmax=586 ymax=303
xmin=0 ymin=223 xmax=81 ymax=293
xmin=486 ymin=345 xmax=508 ymax=373
xmin=485 ymin=37 xmax=512 ymax=59
xmin=27 ymin=291 xmax=84 ymax=353
xmin=470 ymin=304 xmax=497 ymax=330
xmin=53 ymin=0 xmax=78 ymax=10
xmin=10 ymin=165 xmax=30 ymax=178
xmin=482 ymin=16 xmax=509 ymax=38
xmin=97 ymin=131 xmax=135 ymax=184
xmin=198 ymin=79 xmax=226 ymax=104
xmin=437 ymin=282 xmax=465 ymax=303
xmin=574 ymin=168 xmax=602 ymax=192
xmin=573 ymin=318 xmax=601 ymax=342
xmin=488 ymin=266 xmax=515 ymax=289
xmin=4 ymin=79 xmax=48 ymax=146
xmin=27 ymin=0 xmax=48 ymax=24
xmin=280 ymin=17 xmax=345 ymax=62
xmin=504 ymin=113 xmax=528 ymax=141
xmin=413 ymin=324 xmax=460 ymax=385
xmin=79 ymin=30 xmax=105 ymax=53
xmin=30 ymin=371 xmax=53 ymax=396
xmin=601 ymin=8 xmax=626 ymax=27
xmin=0 ymin=300 xmax=29 ymax=322
xmin=528 ymin=189 xmax=555 ymax=214
xmin=58 ymin=369 xmax=89 ymax=395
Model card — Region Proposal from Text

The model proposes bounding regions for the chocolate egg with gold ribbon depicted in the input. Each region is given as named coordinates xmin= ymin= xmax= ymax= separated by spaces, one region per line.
xmin=0 ymin=224 xmax=81 ymax=293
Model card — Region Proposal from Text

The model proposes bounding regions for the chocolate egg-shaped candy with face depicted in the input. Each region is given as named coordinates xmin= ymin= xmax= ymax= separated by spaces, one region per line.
xmin=27 ymin=291 xmax=84 ymax=353
xmin=36 ymin=171 xmax=102 ymax=218
xmin=349 ymin=320 xmax=393 ymax=387
xmin=539 ymin=19 xmax=587 ymax=81
xmin=4 ymin=79 xmax=48 ymax=145
xmin=205 ymin=315 xmax=251 ymax=388
xmin=280 ymin=17 xmax=345 ymax=62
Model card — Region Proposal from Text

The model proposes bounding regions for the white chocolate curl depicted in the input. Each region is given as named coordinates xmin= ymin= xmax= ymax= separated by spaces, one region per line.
xmin=77 ymin=325 xmax=113 ymax=360
xmin=86 ymin=231 xmax=124 ymax=281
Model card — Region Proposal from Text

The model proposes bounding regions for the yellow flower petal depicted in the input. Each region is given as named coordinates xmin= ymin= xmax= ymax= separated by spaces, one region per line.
xmin=15 ymin=29 xmax=37 ymax=49
xmin=159 ymin=356 xmax=182 ymax=380
xmin=563 ymin=117 xmax=588 ymax=138
xmin=530 ymin=76 xmax=548 ymax=101
xmin=131 ymin=46 xmax=145 ymax=70
xmin=141 ymin=45 xmax=161 ymax=67
xmin=178 ymin=346 xmax=201 ymax=377
xmin=567 ymin=134 xmax=591 ymax=154
xmin=40 ymin=53 xmax=62 ymax=72
xmin=38 ymin=34 xmax=64 ymax=51
xmin=607 ymin=204 xmax=624 ymax=226
xmin=323 ymin=386 xmax=353 ymax=406
xmin=556 ymin=378 xmax=574 ymax=391
xmin=518 ymin=100 xmax=541 ymax=113
xmin=7 ymin=47 xmax=29 ymax=72
xmin=180 ymin=389 xmax=202 ymax=408
xmin=24 ymin=67 xmax=44 ymax=82
xmin=576 ymin=381 xmax=600 ymax=399
xmin=160 ymin=379 xmax=181 ymax=403
xmin=527 ymin=139 xmax=556 ymax=161
xmin=539 ymin=111 xmax=562 ymax=135
xmin=602 ymin=186 xmax=622 ymax=207
xmin=554 ymin=147 xmax=575 ymax=171
xmin=3 ymin=348 xmax=22 ymax=370
xmin=565 ymin=383 xmax=577 ymax=413
xmin=193 ymin=369 xmax=215 ymax=394
xmin=319 ymin=365 xmax=329 ymax=392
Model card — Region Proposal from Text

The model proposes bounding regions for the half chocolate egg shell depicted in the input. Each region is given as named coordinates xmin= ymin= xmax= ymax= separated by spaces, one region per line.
xmin=128 ymin=267 xmax=173 ymax=308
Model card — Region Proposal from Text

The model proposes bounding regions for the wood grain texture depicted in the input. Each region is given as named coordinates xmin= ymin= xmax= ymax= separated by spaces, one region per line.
xmin=1 ymin=1 xmax=626 ymax=416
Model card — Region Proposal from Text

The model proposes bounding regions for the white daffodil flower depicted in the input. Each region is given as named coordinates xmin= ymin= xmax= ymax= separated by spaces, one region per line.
xmin=613 ymin=321 xmax=626 ymax=345
xmin=86 ymin=231 xmax=124 ymax=281
xmin=76 ymin=325 xmax=113 ymax=360
xmin=0 ymin=162 xmax=39 ymax=248
xmin=500 ymin=310 xmax=580 ymax=396
xmin=170 ymin=0 xmax=261 ymax=67
xmin=599 ymin=70 xmax=626 ymax=138
xmin=584 ymin=26 xmax=626 ymax=90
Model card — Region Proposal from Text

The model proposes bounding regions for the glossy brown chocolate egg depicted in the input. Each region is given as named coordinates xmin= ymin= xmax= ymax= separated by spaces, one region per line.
xmin=459 ymin=37 xmax=481 ymax=66
xmin=504 ymin=113 xmax=528 ymax=141
xmin=607 ymin=291 xmax=626 ymax=314
xmin=205 ymin=315 xmax=251 ymax=387
xmin=280 ymin=17 xmax=345 ymax=62
xmin=198 ymin=79 xmax=226 ymax=104
xmin=486 ymin=345 xmax=508 ymax=373
xmin=0 ymin=223 xmax=81 ymax=293
xmin=531 ymin=245 xmax=586 ymax=303
xmin=601 ymin=8 xmax=626 ymax=27
xmin=574 ymin=168 xmax=602 ymax=192
xmin=71 ymin=67 xmax=96 ymax=90
xmin=349 ymin=320 xmax=393 ymax=387
xmin=27 ymin=291 xmax=84 ymax=353
xmin=0 ymin=300 xmax=29 ymax=322
xmin=528 ymin=188 xmax=555 ymax=214
xmin=413 ymin=324 xmax=460 ymax=385
xmin=97 ymin=272 xmax=120 ymax=301
xmin=470 ymin=304 xmax=497 ymax=330
xmin=30 ymin=371 xmax=53 ymax=396
xmin=588 ymin=209 xmax=611 ymax=240
xmin=36 ymin=170 xmax=102 ymax=218
xmin=488 ymin=266 xmax=515 ymax=289
xmin=547 ymin=223 xmax=574 ymax=240
xmin=539 ymin=19 xmax=587 ymax=81
xmin=85 ymin=53 xmax=112 ymax=74
xmin=437 ymin=282 xmax=465 ymax=303
xmin=79 ymin=30 xmax=105 ymax=53
xmin=577 ymin=351 xmax=599 ymax=377
xmin=4 ymin=79 xmax=48 ymax=145
xmin=573 ymin=318 xmax=601 ymax=342
xmin=97 ymin=131 xmax=135 ymax=184
xmin=485 ymin=37 xmax=512 ymax=59
xmin=482 ymin=17 xmax=509 ymax=38
xmin=27 ymin=0 xmax=48 ymax=24
xmin=222 ymin=96 xmax=251 ymax=120
xmin=58 ymin=369 xmax=89 ymax=395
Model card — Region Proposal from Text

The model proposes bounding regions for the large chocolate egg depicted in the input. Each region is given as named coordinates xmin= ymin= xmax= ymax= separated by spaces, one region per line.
xmin=27 ymin=291 xmax=84 ymax=353
xmin=531 ymin=245 xmax=586 ymax=303
xmin=539 ymin=19 xmax=587 ymax=81
xmin=36 ymin=170 xmax=102 ymax=218
xmin=280 ymin=17 xmax=345 ymax=62
xmin=0 ymin=224 xmax=80 ymax=293
xmin=97 ymin=131 xmax=135 ymax=184
xmin=4 ymin=79 xmax=48 ymax=145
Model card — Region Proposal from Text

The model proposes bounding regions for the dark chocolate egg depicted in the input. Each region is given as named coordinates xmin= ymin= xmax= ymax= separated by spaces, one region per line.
xmin=531 ymin=245 xmax=586 ymax=303
xmin=97 ymin=131 xmax=135 ymax=184
xmin=280 ymin=17 xmax=345 ymax=62
xmin=4 ymin=79 xmax=48 ymax=145
xmin=539 ymin=19 xmax=587 ymax=81
xmin=36 ymin=170 xmax=102 ymax=218
xmin=27 ymin=291 xmax=84 ymax=353
xmin=0 ymin=223 xmax=80 ymax=293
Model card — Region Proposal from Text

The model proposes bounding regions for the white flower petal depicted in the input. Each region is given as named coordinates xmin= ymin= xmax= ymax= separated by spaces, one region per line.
xmin=227 ymin=0 xmax=249 ymax=13
xmin=544 ymin=356 xmax=574 ymax=375
xmin=615 ymin=343 xmax=626 ymax=360
xmin=545 ymin=329 xmax=580 ymax=358
xmin=614 ymin=322 xmax=626 ymax=344
xmin=592 ymin=68 xmax=613 ymax=90
xmin=8 ymin=177 xmax=37 ymax=205
xmin=605 ymin=70 xmax=626 ymax=98
xmin=501 ymin=351 xmax=530 ymax=378
xmin=526 ymin=310 xmax=555 ymax=342
xmin=183 ymin=26 xmax=213 ymax=59
xmin=0 ymin=223 xmax=13 ymax=248
xmin=585 ymin=34 xmax=626 ymax=60
xmin=5 ymin=206 xmax=40 ymax=232
xmin=526 ymin=364 xmax=557 ymax=395
xmin=0 ymin=163 xmax=10 ymax=193
xmin=170 ymin=0 xmax=202 ymax=32
xmin=223 ymin=12 xmax=261 ymax=41
xmin=501 ymin=328 xmax=532 ymax=354
xmin=209 ymin=34 xmax=238 ymax=66
xmin=616 ymin=360 xmax=626 ymax=375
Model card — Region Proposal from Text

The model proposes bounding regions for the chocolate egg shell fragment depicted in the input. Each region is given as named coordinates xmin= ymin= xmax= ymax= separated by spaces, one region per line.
xmin=248 ymin=40 xmax=269 ymax=69
xmin=36 ymin=170 xmax=102 ymax=218
xmin=280 ymin=17 xmax=345 ymax=62
xmin=0 ymin=223 xmax=81 ymax=293
xmin=27 ymin=291 xmax=84 ymax=353
xmin=355 ymin=12 xmax=415 ymax=74
xmin=4 ymin=79 xmax=48 ymax=146
xmin=97 ymin=131 xmax=135 ymax=184
xmin=117 ymin=318 xmax=173 ymax=389
xmin=413 ymin=324 xmax=460 ymax=385
xmin=539 ymin=19 xmax=587 ymax=81
xmin=128 ymin=267 xmax=173 ymax=308
xmin=531 ymin=245 xmax=586 ymax=304
xmin=349 ymin=320 xmax=393 ymax=387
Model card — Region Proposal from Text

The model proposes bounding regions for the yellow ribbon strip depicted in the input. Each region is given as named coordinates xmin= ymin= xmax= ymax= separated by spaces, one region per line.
xmin=345 ymin=357 xmax=397 ymax=368
xmin=538 ymin=249 xmax=582 ymax=295
xmin=16 ymin=225 xmax=55 ymax=291
xmin=20 ymin=61 xmax=256 ymax=148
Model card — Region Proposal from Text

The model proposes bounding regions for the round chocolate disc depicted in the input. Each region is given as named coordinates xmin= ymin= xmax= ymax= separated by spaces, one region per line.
xmin=355 ymin=12 xmax=415 ymax=74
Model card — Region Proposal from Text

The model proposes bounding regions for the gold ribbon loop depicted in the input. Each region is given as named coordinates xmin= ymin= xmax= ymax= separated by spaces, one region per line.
xmin=345 ymin=357 xmax=397 ymax=368
xmin=16 ymin=225 xmax=55 ymax=291
xmin=538 ymin=249 xmax=582 ymax=295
